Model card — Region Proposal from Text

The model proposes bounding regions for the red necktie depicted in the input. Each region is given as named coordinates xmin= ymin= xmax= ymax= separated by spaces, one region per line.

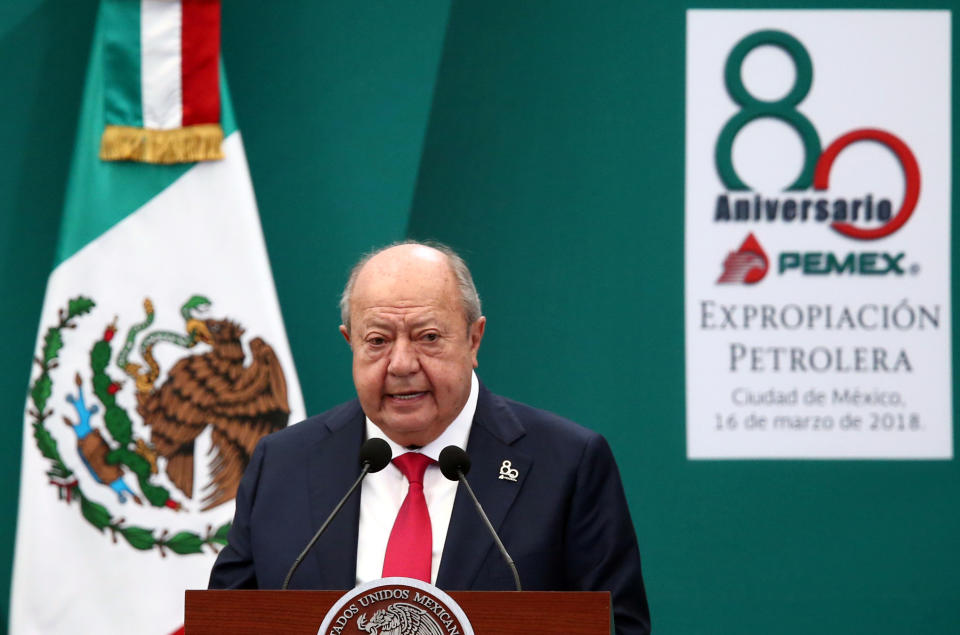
xmin=382 ymin=452 xmax=434 ymax=582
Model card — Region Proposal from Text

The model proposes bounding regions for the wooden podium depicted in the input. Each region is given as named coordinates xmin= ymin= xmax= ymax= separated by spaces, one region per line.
xmin=185 ymin=589 xmax=610 ymax=634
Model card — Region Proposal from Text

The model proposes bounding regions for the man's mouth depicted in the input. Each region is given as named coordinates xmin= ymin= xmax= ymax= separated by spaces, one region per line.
xmin=388 ymin=391 xmax=427 ymax=401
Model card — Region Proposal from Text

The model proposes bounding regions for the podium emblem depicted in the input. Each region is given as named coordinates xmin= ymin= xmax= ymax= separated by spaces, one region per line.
xmin=318 ymin=577 xmax=474 ymax=635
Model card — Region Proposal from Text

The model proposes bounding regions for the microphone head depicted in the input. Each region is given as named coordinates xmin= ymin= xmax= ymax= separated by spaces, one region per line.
xmin=439 ymin=445 xmax=471 ymax=481
xmin=359 ymin=438 xmax=392 ymax=473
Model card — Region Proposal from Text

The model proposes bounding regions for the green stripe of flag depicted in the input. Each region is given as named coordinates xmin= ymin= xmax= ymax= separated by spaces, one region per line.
xmin=102 ymin=0 xmax=142 ymax=128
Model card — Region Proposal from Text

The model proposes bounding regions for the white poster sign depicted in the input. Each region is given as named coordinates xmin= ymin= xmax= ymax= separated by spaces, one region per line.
xmin=685 ymin=10 xmax=952 ymax=459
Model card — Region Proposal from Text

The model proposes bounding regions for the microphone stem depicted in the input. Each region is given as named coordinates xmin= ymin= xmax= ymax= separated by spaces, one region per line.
xmin=457 ymin=470 xmax=522 ymax=592
xmin=281 ymin=463 xmax=371 ymax=590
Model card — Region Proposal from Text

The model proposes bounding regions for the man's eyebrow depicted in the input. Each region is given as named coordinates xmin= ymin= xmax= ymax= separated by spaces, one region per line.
xmin=358 ymin=310 xmax=440 ymax=331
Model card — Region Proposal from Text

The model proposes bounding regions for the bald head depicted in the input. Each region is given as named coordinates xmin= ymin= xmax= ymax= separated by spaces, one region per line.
xmin=340 ymin=241 xmax=481 ymax=333
xmin=349 ymin=244 xmax=457 ymax=330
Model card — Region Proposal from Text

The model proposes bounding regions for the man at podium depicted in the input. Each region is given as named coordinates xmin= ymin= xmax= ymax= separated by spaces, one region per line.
xmin=209 ymin=241 xmax=651 ymax=634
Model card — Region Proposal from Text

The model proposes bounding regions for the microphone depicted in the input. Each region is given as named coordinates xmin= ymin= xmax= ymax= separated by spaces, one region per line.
xmin=438 ymin=445 xmax=522 ymax=591
xmin=281 ymin=437 xmax=392 ymax=589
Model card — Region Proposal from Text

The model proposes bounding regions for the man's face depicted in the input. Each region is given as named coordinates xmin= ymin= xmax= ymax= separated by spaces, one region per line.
xmin=341 ymin=245 xmax=485 ymax=447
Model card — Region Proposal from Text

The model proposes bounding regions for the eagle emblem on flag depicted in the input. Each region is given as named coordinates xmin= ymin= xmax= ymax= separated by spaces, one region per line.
xmin=27 ymin=294 xmax=290 ymax=555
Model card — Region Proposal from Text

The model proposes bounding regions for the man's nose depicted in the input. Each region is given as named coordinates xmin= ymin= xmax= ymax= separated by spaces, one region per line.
xmin=387 ymin=338 xmax=420 ymax=376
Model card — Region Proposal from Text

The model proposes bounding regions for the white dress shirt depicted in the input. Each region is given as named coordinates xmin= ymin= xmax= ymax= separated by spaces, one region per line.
xmin=355 ymin=371 xmax=478 ymax=585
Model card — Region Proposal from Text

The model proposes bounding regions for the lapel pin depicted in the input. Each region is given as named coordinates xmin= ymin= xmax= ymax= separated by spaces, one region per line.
xmin=498 ymin=459 xmax=519 ymax=482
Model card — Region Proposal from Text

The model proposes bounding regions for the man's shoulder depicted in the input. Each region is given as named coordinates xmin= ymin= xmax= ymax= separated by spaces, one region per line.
xmin=479 ymin=387 xmax=604 ymax=448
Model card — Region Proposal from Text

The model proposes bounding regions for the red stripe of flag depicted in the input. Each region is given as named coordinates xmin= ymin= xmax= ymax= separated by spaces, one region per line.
xmin=181 ymin=0 xmax=221 ymax=126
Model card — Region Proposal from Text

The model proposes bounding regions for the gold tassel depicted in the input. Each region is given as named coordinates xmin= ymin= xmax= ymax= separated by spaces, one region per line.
xmin=99 ymin=124 xmax=225 ymax=164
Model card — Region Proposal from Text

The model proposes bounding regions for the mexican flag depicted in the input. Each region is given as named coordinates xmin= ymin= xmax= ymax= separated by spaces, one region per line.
xmin=10 ymin=1 xmax=305 ymax=633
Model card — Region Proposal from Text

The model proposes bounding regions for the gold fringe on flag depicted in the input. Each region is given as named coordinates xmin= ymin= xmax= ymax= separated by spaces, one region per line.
xmin=99 ymin=124 xmax=224 ymax=164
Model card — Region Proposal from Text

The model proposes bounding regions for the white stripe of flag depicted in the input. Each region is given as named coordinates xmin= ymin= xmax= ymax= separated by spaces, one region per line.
xmin=140 ymin=0 xmax=182 ymax=130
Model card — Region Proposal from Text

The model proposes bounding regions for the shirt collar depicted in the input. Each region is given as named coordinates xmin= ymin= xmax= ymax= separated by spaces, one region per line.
xmin=365 ymin=371 xmax=478 ymax=462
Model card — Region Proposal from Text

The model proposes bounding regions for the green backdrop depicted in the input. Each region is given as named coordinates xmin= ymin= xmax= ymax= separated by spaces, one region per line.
xmin=1 ymin=1 xmax=957 ymax=633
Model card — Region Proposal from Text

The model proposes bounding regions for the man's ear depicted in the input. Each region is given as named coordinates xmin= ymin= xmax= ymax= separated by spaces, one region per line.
xmin=469 ymin=316 xmax=486 ymax=368
xmin=339 ymin=325 xmax=351 ymax=344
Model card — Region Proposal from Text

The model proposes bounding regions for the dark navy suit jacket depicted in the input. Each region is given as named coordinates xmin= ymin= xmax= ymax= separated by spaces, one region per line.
xmin=209 ymin=385 xmax=651 ymax=634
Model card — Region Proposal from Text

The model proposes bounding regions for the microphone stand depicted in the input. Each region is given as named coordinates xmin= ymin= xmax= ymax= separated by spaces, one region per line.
xmin=281 ymin=463 xmax=372 ymax=590
xmin=454 ymin=468 xmax=522 ymax=592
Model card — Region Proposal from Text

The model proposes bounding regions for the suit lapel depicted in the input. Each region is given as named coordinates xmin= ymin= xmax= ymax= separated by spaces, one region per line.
xmin=304 ymin=402 xmax=365 ymax=590
xmin=436 ymin=387 xmax=530 ymax=589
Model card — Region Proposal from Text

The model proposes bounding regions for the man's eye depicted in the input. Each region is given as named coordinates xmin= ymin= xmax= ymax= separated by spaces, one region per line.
xmin=368 ymin=337 xmax=386 ymax=346
xmin=422 ymin=332 xmax=440 ymax=342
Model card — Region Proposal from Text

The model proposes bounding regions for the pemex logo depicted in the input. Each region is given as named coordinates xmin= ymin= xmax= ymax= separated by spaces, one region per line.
xmin=714 ymin=30 xmax=921 ymax=241
xmin=718 ymin=233 xmax=768 ymax=284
